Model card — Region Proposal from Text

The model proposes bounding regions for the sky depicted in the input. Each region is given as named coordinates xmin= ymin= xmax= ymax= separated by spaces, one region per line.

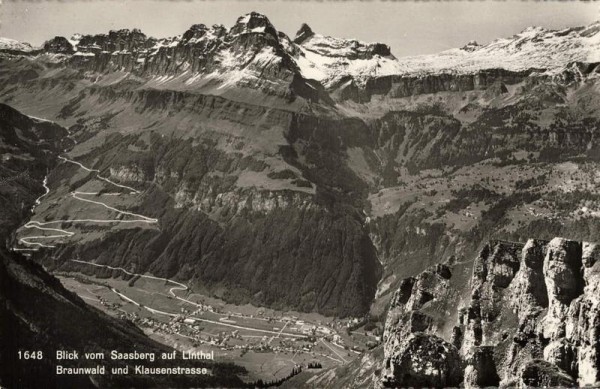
xmin=1 ymin=1 xmax=599 ymax=57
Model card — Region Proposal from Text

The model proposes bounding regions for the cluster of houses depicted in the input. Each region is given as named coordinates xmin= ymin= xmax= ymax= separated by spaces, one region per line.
xmin=97 ymin=295 xmax=123 ymax=310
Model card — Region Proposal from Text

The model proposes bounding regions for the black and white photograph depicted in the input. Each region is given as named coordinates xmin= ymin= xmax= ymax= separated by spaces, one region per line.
xmin=0 ymin=0 xmax=599 ymax=387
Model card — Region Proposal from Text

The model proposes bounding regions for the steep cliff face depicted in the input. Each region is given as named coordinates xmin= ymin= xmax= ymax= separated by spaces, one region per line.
xmin=378 ymin=265 xmax=464 ymax=388
xmin=377 ymin=237 xmax=600 ymax=388
xmin=379 ymin=268 xmax=463 ymax=387
xmin=0 ymin=103 xmax=71 ymax=238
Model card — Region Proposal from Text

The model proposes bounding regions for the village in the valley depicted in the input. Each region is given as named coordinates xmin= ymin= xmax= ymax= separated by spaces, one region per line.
xmin=57 ymin=272 xmax=382 ymax=382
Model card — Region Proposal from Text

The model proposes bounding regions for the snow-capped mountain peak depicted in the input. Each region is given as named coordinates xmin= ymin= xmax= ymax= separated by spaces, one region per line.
xmin=297 ymin=28 xmax=392 ymax=60
xmin=230 ymin=12 xmax=278 ymax=38
xmin=1 ymin=16 xmax=598 ymax=97
xmin=0 ymin=37 xmax=35 ymax=53
xmin=294 ymin=23 xmax=315 ymax=44
xmin=290 ymin=25 xmax=397 ymax=86
xmin=400 ymin=20 xmax=600 ymax=76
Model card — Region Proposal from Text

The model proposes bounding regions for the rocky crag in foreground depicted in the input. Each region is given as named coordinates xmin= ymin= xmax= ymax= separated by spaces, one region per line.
xmin=379 ymin=237 xmax=600 ymax=388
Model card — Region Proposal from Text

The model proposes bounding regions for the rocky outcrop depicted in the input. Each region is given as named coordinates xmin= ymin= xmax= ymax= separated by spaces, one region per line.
xmin=43 ymin=36 xmax=74 ymax=54
xmin=378 ymin=237 xmax=599 ymax=388
xmin=510 ymin=239 xmax=549 ymax=321
xmin=380 ymin=333 xmax=462 ymax=388
xmin=566 ymin=242 xmax=600 ymax=385
xmin=109 ymin=165 xmax=147 ymax=183
xmin=542 ymin=238 xmax=583 ymax=340
xmin=379 ymin=265 xmax=461 ymax=388
xmin=518 ymin=359 xmax=576 ymax=388
xmin=293 ymin=23 xmax=314 ymax=45
xmin=355 ymin=68 xmax=533 ymax=103
xmin=382 ymin=264 xmax=452 ymax=337
xmin=174 ymin=185 xmax=313 ymax=216
xmin=460 ymin=240 xmax=522 ymax=354
xmin=464 ymin=346 xmax=500 ymax=388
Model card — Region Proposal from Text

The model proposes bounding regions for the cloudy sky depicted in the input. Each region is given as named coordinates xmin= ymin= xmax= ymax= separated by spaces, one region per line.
xmin=1 ymin=1 xmax=598 ymax=57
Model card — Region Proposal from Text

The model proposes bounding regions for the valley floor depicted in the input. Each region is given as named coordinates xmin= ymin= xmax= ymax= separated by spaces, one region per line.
xmin=56 ymin=269 xmax=373 ymax=383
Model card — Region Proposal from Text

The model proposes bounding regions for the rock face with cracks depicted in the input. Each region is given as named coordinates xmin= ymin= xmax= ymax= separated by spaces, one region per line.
xmin=377 ymin=237 xmax=600 ymax=388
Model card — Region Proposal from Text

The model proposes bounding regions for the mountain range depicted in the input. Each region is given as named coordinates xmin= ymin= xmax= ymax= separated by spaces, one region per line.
xmin=3 ymin=14 xmax=599 ymax=104
xmin=1 ymin=12 xmax=600 ymax=387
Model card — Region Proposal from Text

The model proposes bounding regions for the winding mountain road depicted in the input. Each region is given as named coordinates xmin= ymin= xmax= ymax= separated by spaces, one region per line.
xmin=70 ymin=259 xmax=307 ymax=339
xmin=17 ymin=156 xmax=157 ymax=249
xmin=70 ymin=259 xmax=187 ymax=297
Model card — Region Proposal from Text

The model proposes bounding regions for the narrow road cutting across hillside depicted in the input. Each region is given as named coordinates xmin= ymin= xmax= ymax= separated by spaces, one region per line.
xmin=16 ymin=156 xmax=157 ymax=249
xmin=70 ymin=259 xmax=308 ymax=339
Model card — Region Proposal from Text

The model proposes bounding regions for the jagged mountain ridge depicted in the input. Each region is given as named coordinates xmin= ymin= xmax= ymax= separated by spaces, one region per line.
xmin=2 ymin=14 xmax=599 ymax=102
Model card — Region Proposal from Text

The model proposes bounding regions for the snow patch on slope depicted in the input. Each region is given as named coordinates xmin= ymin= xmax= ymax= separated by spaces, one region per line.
xmin=293 ymin=22 xmax=600 ymax=86
xmin=398 ymin=22 xmax=600 ymax=75
xmin=0 ymin=37 xmax=35 ymax=52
